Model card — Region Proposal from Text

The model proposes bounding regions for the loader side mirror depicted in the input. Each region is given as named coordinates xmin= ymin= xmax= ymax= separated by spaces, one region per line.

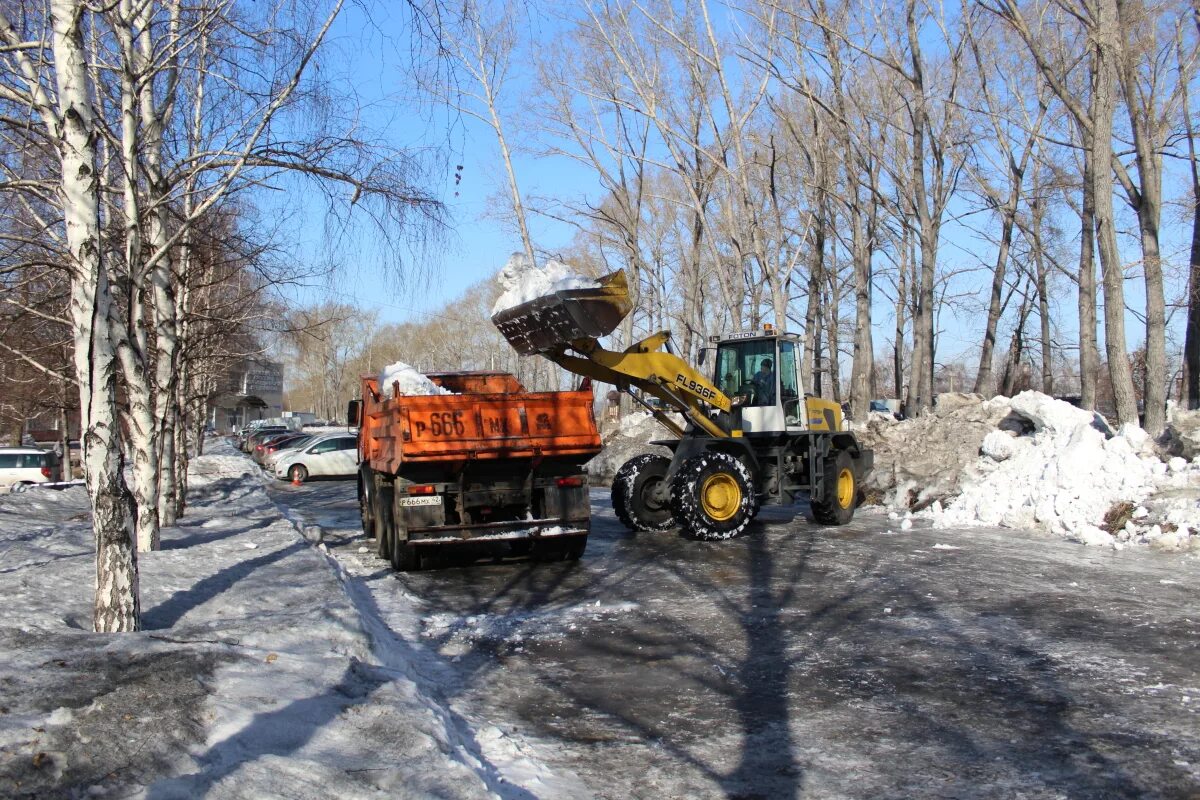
xmin=698 ymin=347 xmax=708 ymax=366
xmin=346 ymin=400 xmax=361 ymax=427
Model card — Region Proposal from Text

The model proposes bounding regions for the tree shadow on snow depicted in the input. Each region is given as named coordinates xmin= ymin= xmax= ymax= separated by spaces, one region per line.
xmin=142 ymin=542 xmax=304 ymax=629
xmin=389 ymin=507 xmax=1168 ymax=799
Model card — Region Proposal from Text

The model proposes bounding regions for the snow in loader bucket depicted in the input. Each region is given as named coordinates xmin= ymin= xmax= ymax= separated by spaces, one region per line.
xmin=491 ymin=269 xmax=633 ymax=355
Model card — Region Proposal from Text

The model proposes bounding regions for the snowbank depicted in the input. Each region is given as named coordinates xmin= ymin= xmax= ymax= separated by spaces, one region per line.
xmin=857 ymin=392 xmax=1017 ymax=508
xmin=491 ymin=253 xmax=598 ymax=315
xmin=0 ymin=443 xmax=496 ymax=798
xmin=879 ymin=391 xmax=1200 ymax=550
xmin=189 ymin=437 xmax=269 ymax=486
xmin=378 ymin=361 xmax=454 ymax=397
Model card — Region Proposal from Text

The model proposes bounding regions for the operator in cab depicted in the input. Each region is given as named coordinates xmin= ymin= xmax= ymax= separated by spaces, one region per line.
xmin=752 ymin=358 xmax=775 ymax=406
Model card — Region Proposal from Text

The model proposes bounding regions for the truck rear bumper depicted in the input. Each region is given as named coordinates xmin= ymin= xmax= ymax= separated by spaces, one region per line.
xmin=408 ymin=518 xmax=589 ymax=545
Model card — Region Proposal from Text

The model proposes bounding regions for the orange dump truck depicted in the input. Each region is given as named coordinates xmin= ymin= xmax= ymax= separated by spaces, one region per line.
xmin=348 ymin=371 xmax=602 ymax=571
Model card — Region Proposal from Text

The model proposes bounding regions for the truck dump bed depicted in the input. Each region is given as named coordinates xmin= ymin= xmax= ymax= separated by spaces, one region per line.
xmin=356 ymin=371 xmax=602 ymax=569
xmin=360 ymin=372 xmax=600 ymax=472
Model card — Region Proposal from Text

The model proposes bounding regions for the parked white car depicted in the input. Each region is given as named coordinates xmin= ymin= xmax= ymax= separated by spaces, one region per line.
xmin=0 ymin=447 xmax=60 ymax=490
xmin=273 ymin=434 xmax=358 ymax=483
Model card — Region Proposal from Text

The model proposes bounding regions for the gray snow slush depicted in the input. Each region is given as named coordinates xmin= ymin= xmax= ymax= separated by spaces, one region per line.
xmin=280 ymin=481 xmax=1200 ymax=799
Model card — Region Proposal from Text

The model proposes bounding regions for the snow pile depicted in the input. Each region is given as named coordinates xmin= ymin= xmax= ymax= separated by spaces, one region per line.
xmin=0 ymin=443 xmax=496 ymax=798
xmin=377 ymin=361 xmax=454 ymax=397
xmin=923 ymin=391 xmax=1200 ymax=550
xmin=189 ymin=438 xmax=268 ymax=486
xmin=491 ymin=252 xmax=598 ymax=315
xmin=857 ymin=392 xmax=1018 ymax=508
xmin=586 ymin=410 xmax=682 ymax=483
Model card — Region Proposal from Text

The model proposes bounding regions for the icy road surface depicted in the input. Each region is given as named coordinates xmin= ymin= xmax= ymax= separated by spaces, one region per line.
xmin=274 ymin=480 xmax=1200 ymax=800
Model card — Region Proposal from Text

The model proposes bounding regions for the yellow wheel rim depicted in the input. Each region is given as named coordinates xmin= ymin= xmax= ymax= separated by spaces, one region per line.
xmin=701 ymin=473 xmax=741 ymax=522
xmin=836 ymin=468 xmax=855 ymax=509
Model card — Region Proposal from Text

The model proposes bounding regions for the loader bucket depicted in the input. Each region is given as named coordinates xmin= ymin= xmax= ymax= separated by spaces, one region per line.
xmin=491 ymin=269 xmax=632 ymax=355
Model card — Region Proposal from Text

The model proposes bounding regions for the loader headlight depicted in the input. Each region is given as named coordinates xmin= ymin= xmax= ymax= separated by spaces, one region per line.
xmin=731 ymin=394 xmax=749 ymax=407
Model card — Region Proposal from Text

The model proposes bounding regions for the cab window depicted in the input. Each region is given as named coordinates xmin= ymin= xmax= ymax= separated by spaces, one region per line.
xmin=714 ymin=339 xmax=776 ymax=406
xmin=779 ymin=341 xmax=798 ymax=401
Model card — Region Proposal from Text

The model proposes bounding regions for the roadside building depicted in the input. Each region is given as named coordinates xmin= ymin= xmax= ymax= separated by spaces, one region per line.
xmin=210 ymin=358 xmax=284 ymax=433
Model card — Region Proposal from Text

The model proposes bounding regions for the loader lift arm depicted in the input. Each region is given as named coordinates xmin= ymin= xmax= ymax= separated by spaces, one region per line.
xmin=547 ymin=331 xmax=732 ymax=440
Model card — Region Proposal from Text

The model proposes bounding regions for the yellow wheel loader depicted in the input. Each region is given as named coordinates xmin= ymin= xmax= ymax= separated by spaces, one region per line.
xmin=491 ymin=270 xmax=873 ymax=540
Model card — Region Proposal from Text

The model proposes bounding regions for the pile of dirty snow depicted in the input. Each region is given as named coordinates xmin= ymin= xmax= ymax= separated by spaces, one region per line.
xmin=491 ymin=253 xmax=598 ymax=315
xmin=188 ymin=437 xmax=268 ymax=486
xmin=916 ymin=391 xmax=1200 ymax=551
xmin=857 ymin=392 xmax=1019 ymax=508
xmin=586 ymin=410 xmax=682 ymax=483
xmin=378 ymin=361 xmax=454 ymax=397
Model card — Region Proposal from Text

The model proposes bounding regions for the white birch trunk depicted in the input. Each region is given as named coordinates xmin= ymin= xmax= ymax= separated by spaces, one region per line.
xmin=51 ymin=0 xmax=140 ymax=631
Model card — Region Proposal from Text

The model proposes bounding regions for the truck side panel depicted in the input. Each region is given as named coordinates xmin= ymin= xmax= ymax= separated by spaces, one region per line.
xmin=360 ymin=377 xmax=601 ymax=475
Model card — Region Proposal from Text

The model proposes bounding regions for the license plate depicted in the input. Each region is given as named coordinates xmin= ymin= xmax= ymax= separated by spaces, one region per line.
xmin=397 ymin=495 xmax=440 ymax=507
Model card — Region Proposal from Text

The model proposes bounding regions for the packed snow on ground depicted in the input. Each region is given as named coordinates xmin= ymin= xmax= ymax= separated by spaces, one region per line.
xmin=864 ymin=391 xmax=1200 ymax=551
xmin=490 ymin=253 xmax=598 ymax=315
xmin=0 ymin=438 xmax=497 ymax=798
xmin=586 ymin=410 xmax=684 ymax=483
xmin=378 ymin=361 xmax=454 ymax=397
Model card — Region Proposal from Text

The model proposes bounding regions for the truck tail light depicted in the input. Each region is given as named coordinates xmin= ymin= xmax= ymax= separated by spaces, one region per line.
xmin=409 ymin=484 xmax=436 ymax=495
xmin=556 ymin=476 xmax=583 ymax=488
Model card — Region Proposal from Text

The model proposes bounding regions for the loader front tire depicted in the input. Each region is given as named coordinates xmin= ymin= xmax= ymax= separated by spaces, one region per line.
xmin=669 ymin=451 xmax=758 ymax=541
xmin=612 ymin=454 xmax=675 ymax=531
xmin=811 ymin=449 xmax=857 ymax=526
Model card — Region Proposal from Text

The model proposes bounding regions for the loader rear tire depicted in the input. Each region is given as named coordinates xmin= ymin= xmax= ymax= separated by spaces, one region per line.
xmin=612 ymin=454 xmax=675 ymax=531
xmin=811 ymin=449 xmax=857 ymax=526
xmin=669 ymin=451 xmax=758 ymax=541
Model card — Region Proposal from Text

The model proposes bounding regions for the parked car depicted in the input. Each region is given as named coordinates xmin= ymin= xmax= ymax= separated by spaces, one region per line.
xmin=251 ymin=430 xmax=297 ymax=457
xmin=0 ymin=447 xmax=60 ymax=489
xmin=254 ymin=432 xmax=309 ymax=465
xmin=242 ymin=426 xmax=289 ymax=453
xmin=273 ymin=434 xmax=358 ymax=483
xmin=263 ymin=435 xmax=314 ymax=470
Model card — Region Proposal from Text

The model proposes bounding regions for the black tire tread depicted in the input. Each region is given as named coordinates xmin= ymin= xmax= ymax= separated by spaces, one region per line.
xmin=668 ymin=451 xmax=759 ymax=541
xmin=811 ymin=449 xmax=857 ymax=526
xmin=611 ymin=454 xmax=675 ymax=531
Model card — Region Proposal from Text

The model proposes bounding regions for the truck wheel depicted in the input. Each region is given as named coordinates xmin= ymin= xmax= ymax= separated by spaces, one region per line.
xmin=564 ymin=535 xmax=587 ymax=561
xmin=612 ymin=454 xmax=674 ymax=531
xmin=388 ymin=493 xmax=422 ymax=571
xmin=391 ymin=537 xmax=422 ymax=571
xmin=669 ymin=451 xmax=758 ymax=540
xmin=533 ymin=535 xmax=587 ymax=562
xmin=358 ymin=471 xmax=375 ymax=537
xmin=374 ymin=484 xmax=394 ymax=561
xmin=811 ymin=450 xmax=857 ymax=525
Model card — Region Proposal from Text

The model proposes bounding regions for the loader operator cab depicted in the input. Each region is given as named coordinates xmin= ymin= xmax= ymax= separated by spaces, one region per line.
xmin=712 ymin=329 xmax=803 ymax=434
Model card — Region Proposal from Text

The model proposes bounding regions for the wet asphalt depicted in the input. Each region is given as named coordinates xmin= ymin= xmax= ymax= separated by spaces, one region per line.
xmin=271 ymin=477 xmax=1200 ymax=800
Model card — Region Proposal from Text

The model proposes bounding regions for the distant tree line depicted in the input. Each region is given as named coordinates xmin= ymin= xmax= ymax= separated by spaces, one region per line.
xmin=405 ymin=0 xmax=1200 ymax=434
